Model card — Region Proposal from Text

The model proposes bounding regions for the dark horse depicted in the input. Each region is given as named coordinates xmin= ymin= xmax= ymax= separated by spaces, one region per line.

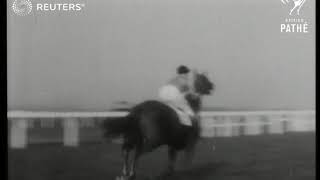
xmin=103 ymin=71 xmax=214 ymax=180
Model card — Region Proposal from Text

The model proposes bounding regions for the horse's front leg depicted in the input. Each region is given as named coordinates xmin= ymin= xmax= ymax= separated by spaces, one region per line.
xmin=164 ymin=147 xmax=178 ymax=176
xmin=116 ymin=149 xmax=130 ymax=180
xmin=127 ymin=147 xmax=142 ymax=180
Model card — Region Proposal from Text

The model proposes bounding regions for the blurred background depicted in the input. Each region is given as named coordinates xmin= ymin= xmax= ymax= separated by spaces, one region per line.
xmin=7 ymin=0 xmax=315 ymax=111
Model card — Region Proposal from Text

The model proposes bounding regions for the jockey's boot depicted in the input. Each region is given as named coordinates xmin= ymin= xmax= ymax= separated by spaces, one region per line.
xmin=192 ymin=114 xmax=200 ymax=121
xmin=190 ymin=114 xmax=200 ymax=128
xmin=189 ymin=115 xmax=195 ymax=125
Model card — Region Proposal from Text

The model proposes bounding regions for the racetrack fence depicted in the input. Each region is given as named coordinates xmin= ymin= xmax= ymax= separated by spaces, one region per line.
xmin=7 ymin=110 xmax=315 ymax=149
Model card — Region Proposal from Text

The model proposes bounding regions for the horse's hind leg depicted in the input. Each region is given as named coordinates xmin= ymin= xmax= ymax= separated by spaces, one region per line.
xmin=122 ymin=149 xmax=130 ymax=176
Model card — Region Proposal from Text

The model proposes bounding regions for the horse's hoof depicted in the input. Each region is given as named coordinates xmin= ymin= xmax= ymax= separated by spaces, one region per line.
xmin=155 ymin=173 xmax=172 ymax=180
xmin=129 ymin=174 xmax=136 ymax=180
xmin=160 ymin=170 xmax=174 ymax=178
xmin=115 ymin=176 xmax=128 ymax=180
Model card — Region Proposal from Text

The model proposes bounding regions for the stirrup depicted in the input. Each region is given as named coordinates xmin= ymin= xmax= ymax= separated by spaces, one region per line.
xmin=188 ymin=115 xmax=195 ymax=122
xmin=191 ymin=115 xmax=199 ymax=121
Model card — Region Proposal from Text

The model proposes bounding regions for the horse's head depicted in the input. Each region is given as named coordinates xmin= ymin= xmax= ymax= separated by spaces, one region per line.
xmin=185 ymin=70 xmax=215 ymax=113
xmin=193 ymin=71 xmax=215 ymax=96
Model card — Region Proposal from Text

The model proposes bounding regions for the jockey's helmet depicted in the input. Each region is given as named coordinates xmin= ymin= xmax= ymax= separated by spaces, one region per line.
xmin=177 ymin=65 xmax=190 ymax=74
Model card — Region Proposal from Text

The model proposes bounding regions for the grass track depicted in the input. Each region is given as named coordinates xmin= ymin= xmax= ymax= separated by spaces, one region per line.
xmin=9 ymin=132 xmax=315 ymax=180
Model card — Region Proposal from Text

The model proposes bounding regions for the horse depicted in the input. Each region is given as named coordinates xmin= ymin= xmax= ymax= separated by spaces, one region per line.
xmin=102 ymin=71 xmax=214 ymax=180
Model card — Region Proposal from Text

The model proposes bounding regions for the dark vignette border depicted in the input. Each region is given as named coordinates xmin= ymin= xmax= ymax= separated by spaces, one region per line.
xmin=1 ymin=0 xmax=8 ymax=180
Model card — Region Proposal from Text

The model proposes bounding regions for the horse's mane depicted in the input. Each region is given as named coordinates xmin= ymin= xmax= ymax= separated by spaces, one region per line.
xmin=194 ymin=73 xmax=214 ymax=95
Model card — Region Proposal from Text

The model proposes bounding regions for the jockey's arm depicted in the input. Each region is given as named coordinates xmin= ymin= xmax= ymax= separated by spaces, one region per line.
xmin=168 ymin=75 xmax=193 ymax=95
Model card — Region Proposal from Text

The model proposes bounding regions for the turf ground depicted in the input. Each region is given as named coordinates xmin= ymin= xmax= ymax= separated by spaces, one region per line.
xmin=9 ymin=132 xmax=315 ymax=180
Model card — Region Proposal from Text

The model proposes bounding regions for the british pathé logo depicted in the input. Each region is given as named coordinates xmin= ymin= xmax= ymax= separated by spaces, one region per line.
xmin=281 ymin=0 xmax=306 ymax=15
xmin=280 ymin=0 xmax=309 ymax=33
xmin=12 ymin=0 xmax=33 ymax=16
xmin=280 ymin=18 xmax=308 ymax=33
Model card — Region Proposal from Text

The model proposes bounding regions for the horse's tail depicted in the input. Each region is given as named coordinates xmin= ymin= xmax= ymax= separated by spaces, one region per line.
xmin=102 ymin=116 xmax=132 ymax=138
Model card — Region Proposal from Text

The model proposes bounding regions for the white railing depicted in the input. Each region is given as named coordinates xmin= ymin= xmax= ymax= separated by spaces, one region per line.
xmin=7 ymin=110 xmax=315 ymax=149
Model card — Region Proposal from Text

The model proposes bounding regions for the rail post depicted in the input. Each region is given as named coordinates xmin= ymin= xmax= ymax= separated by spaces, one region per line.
xmin=10 ymin=118 xmax=28 ymax=148
xmin=244 ymin=115 xmax=262 ymax=135
xmin=269 ymin=115 xmax=285 ymax=134
xmin=63 ymin=118 xmax=79 ymax=146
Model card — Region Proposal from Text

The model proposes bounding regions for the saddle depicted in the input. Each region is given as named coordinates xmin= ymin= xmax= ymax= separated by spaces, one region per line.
xmin=165 ymin=103 xmax=193 ymax=126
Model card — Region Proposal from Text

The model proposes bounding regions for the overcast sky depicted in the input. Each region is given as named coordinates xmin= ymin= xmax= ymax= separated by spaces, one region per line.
xmin=7 ymin=0 xmax=315 ymax=111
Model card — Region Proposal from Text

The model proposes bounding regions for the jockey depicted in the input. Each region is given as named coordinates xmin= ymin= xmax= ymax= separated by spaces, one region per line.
xmin=158 ymin=65 xmax=195 ymax=120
